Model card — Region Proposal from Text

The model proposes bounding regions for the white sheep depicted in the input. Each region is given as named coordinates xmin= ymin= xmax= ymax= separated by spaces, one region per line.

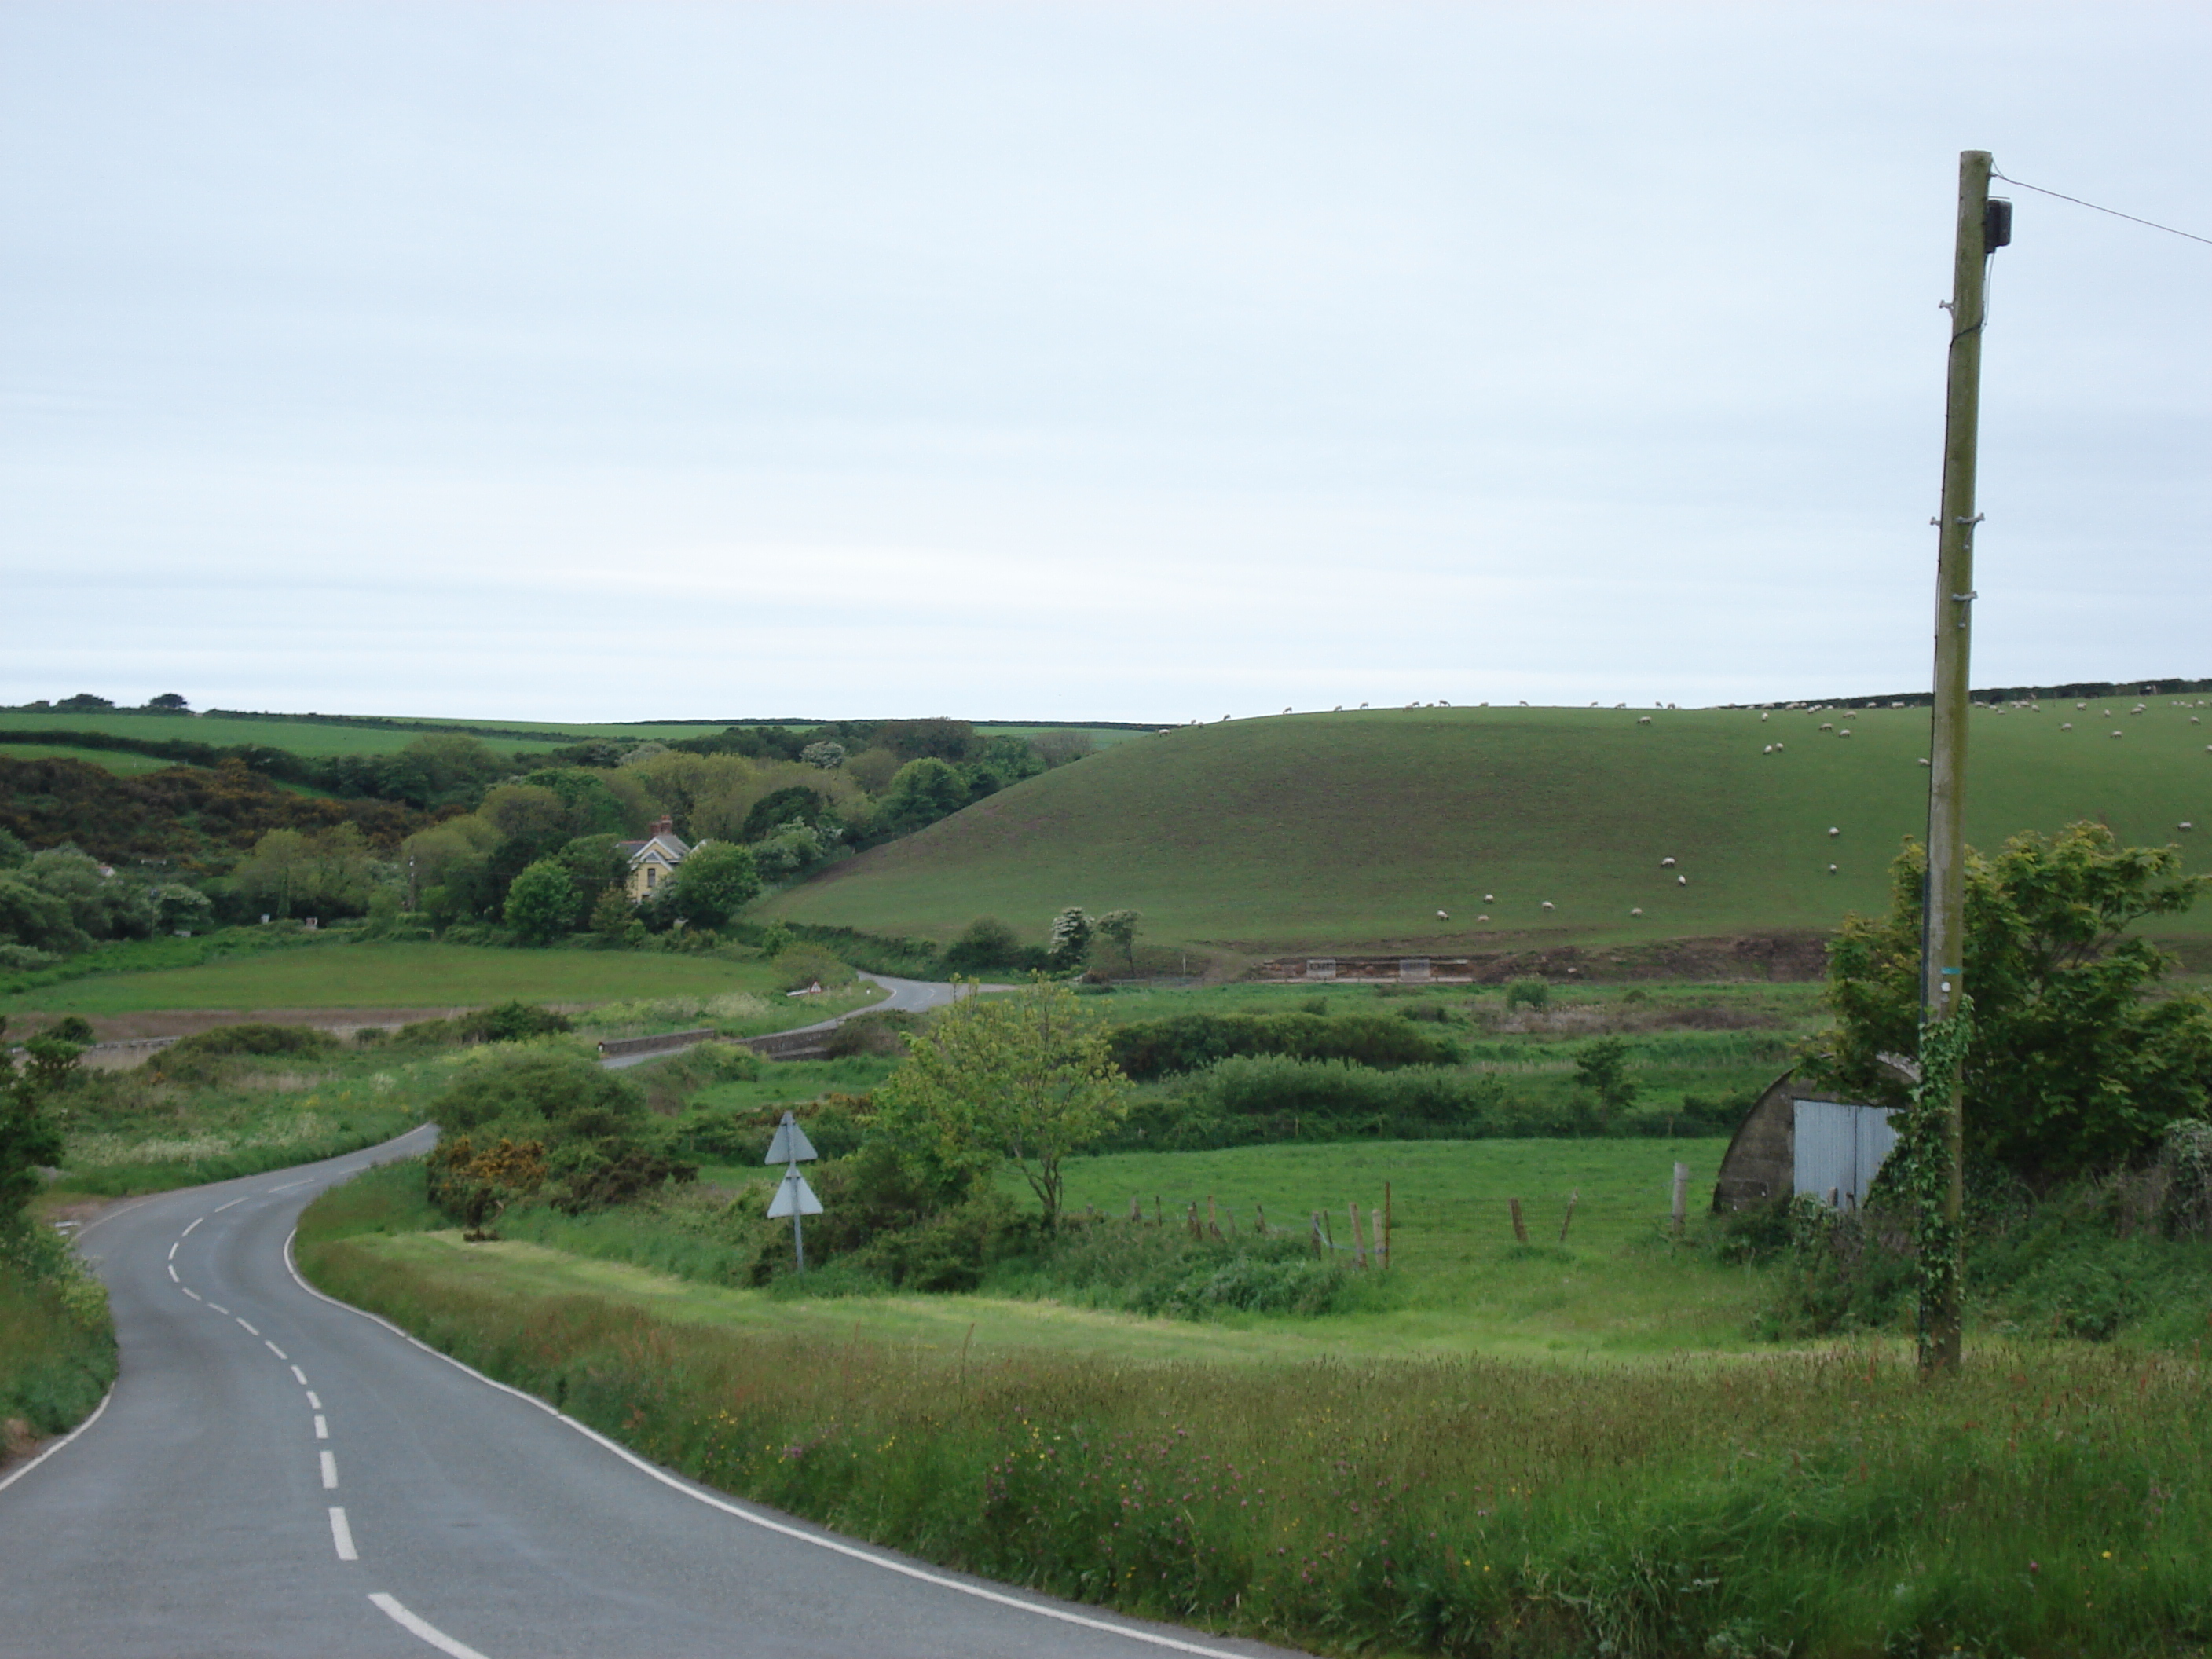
xmin=1829 ymin=827 xmax=1840 ymax=837
xmin=1763 ymin=744 xmax=1773 ymax=754
xmin=1760 ymin=712 xmax=1770 ymax=721
xmin=1476 ymin=914 xmax=1489 ymax=922
xmin=1638 ymin=716 xmax=1652 ymax=725
xmin=1820 ymin=723 xmax=1833 ymax=731
xmin=1485 ymin=893 xmax=1495 ymax=902
xmin=1677 ymin=875 xmax=1688 ymax=886
xmin=1541 ymin=900 xmax=1555 ymax=910
xmin=1661 ymin=857 xmax=1676 ymax=868
xmin=2111 ymin=731 xmax=2123 ymax=739
xmin=1631 ymin=906 xmax=1643 ymax=916
xmin=1436 ymin=910 xmax=1449 ymax=920
xmin=2060 ymin=723 xmax=2073 ymax=731
xmin=1774 ymin=743 xmax=1785 ymax=751
xmin=1920 ymin=757 xmax=1932 ymax=766
xmin=1839 ymin=729 xmax=1852 ymax=738
xmin=2181 ymin=822 xmax=2196 ymax=832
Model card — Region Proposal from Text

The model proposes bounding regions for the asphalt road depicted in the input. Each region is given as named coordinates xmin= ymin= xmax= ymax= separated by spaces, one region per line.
xmin=1 ymin=1129 xmax=1307 ymax=1658
xmin=599 ymin=973 xmax=980 ymax=1070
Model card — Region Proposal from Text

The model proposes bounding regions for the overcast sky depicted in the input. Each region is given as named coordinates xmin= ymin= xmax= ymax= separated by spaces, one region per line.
xmin=3 ymin=2 xmax=2206 ymax=723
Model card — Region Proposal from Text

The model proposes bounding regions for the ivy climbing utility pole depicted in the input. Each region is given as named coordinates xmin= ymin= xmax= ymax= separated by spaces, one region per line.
xmin=1920 ymin=149 xmax=2009 ymax=1373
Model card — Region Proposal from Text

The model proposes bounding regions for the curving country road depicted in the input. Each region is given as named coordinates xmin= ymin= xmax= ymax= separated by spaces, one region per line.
xmin=1 ymin=1130 xmax=1304 ymax=1658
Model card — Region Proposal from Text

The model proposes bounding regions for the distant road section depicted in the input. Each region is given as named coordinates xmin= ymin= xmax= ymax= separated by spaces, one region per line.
xmin=0 ymin=1129 xmax=1302 ymax=1657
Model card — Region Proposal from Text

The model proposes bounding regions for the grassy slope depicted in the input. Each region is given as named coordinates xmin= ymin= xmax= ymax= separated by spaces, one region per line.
xmin=0 ymin=941 xmax=786 ymax=1015
xmin=763 ymin=702 xmax=2212 ymax=952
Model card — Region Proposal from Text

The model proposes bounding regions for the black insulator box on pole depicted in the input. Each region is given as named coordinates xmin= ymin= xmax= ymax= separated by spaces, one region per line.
xmin=1984 ymin=197 xmax=2012 ymax=250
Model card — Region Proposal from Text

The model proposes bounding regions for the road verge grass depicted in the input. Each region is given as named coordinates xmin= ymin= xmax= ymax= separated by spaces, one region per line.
xmin=296 ymin=1161 xmax=2212 ymax=1657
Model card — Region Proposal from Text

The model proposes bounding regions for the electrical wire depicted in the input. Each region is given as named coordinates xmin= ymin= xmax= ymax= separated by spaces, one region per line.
xmin=1990 ymin=168 xmax=2212 ymax=249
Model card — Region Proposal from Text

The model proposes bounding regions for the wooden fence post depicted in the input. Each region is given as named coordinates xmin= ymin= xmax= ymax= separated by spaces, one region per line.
xmin=1255 ymin=1203 xmax=1269 ymax=1236
xmin=1510 ymin=1196 xmax=1529 ymax=1245
xmin=1350 ymin=1202 xmax=1366 ymax=1269
xmin=1671 ymin=1161 xmax=1690 ymax=1237
xmin=1558 ymin=1190 xmax=1580 ymax=1245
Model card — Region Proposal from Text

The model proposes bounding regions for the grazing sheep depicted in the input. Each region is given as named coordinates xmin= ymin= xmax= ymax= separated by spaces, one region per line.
xmin=1763 ymin=744 xmax=1773 ymax=754
xmin=1920 ymin=757 xmax=1932 ymax=766
xmin=1661 ymin=857 xmax=1675 ymax=867
xmin=2060 ymin=723 xmax=2073 ymax=731
xmin=1829 ymin=826 xmax=1840 ymax=837
xmin=1541 ymin=900 xmax=1555 ymax=910
xmin=1839 ymin=729 xmax=1852 ymax=738
xmin=1638 ymin=716 xmax=1653 ymax=725
xmin=1829 ymin=863 xmax=1839 ymax=873
xmin=1774 ymin=743 xmax=1785 ymax=750
xmin=1631 ymin=906 xmax=1643 ymax=916
xmin=1760 ymin=712 xmax=1770 ymax=721
xmin=1485 ymin=893 xmax=1495 ymax=902
xmin=1677 ymin=875 xmax=1688 ymax=886
xmin=1436 ymin=910 xmax=1449 ymax=920
xmin=1820 ymin=723 xmax=1833 ymax=731
xmin=2111 ymin=731 xmax=2123 ymax=739
xmin=2181 ymin=822 xmax=2196 ymax=832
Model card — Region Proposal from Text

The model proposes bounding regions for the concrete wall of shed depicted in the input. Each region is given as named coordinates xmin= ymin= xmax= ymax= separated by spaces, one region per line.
xmin=1712 ymin=1070 xmax=1797 ymax=1211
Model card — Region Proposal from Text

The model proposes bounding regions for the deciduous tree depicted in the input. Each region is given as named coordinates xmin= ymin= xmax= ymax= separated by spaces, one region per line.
xmin=873 ymin=979 xmax=1128 ymax=1228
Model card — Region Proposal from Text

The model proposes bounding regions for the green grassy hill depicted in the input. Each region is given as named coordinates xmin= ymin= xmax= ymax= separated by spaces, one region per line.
xmin=762 ymin=701 xmax=2212 ymax=955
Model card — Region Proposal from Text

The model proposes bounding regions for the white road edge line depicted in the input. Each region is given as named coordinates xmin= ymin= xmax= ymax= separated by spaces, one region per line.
xmin=320 ymin=1450 xmax=339 ymax=1489
xmin=329 ymin=1505 xmax=358 ymax=1562
xmin=287 ymin=1228 xmax=1256 ymax=1659
xmin=214 ymin=1195 xmax=252 ymax=1212
xmin=268 ymin=1340 xmax=289 ymax=1361
xmin=368 ymin=1592 xmax=489 ymax=1659
xmin=0 ymin=1390 xmax=112 ymax=1498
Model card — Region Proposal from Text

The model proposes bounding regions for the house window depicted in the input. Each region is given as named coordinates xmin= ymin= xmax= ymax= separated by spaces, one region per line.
xmin=645 ymin=867 xmax=658 ymax=888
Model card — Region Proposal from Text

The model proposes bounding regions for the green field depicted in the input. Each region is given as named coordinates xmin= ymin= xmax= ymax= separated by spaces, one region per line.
xmin=0 ymin=941 xmax=788 ymax=1016
xmin=0 ymin=742 xmax=181 ymax=774
xmin=761 ymin=701 xmax=2212 ymax=954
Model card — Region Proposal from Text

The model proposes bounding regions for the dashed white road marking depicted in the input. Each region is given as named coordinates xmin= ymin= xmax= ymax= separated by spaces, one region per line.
xmin=291 ymin=1365 xmax=309 ymax=1386
xmin=267 ymin=1178 xmax=313 ymax=1192
xmin=208 ymin=1304 xmax=229 ymax=1315
xmin=328 ymin=1506 xmax=358 ymax=1562
xmin=306 ymin=1390 xmax=322 ymax=1409
xmin=368 ymin=1593 xmax=490 ymax=1659
xmin=284 ymin=1225 xmax=1268 ymax=1659
xmin=314 ymin=1415 xmax=328 ymax=1440
xmin=236 ymin=1318 xmax=259 ymax=1335
xmin=267 ymin=1340 xmax=288 ymax=1361
xmin=182 ymin=1287 xmax=203 ymax=1302
xmin=181 ymin=1217 xmax=203 ymax=1237
xmin=167 ymin=1242 xmax=179 ymax=1260
xmin=320 ymin=1450 xmax=339 ymax=1489
xmin=214 ymin=1196 xmax=251 ymax=1212
xmin=167 ymin=1264 xmax=178 ymax=1282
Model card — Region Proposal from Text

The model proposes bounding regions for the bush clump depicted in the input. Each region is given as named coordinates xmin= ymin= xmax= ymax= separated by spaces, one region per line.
xmin=149 ymin=1024 xmax=338 ymax=1081
xmin=1106 ymin=1010 xmax=1459 ymax=1081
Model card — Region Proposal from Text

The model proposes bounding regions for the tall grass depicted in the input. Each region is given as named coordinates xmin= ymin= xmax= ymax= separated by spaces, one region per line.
xmin=0 ymin=1223 xmax=115 ymax=1441
xmin=299 ymin=1165 xmax=2212 ymax=1657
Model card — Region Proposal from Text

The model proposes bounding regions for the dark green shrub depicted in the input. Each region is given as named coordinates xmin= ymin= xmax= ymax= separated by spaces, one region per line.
xmin=150 ymin=1023 xmax=338 ymax=1080
xmin=1106 ymin=1011 xmax=1458 ymax=1081
xmin=1504 ymin=977 xmax=1550 ymax=1011
xmin=47 ymin=1015 xmax=94 ymax=1045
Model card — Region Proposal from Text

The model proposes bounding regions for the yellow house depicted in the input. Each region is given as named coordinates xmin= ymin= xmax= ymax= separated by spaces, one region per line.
xmin=617 ymin=817 xmax=690 ymax=901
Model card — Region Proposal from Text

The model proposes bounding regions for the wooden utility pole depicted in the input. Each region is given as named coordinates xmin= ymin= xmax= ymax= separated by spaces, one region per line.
xmin=1922 ymin=148 xmax=2005 ymax=1372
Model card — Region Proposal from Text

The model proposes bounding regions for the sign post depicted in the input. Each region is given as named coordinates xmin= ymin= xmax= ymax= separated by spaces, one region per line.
xmin=764 ymin=1110 xmax=822 ymax=1274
